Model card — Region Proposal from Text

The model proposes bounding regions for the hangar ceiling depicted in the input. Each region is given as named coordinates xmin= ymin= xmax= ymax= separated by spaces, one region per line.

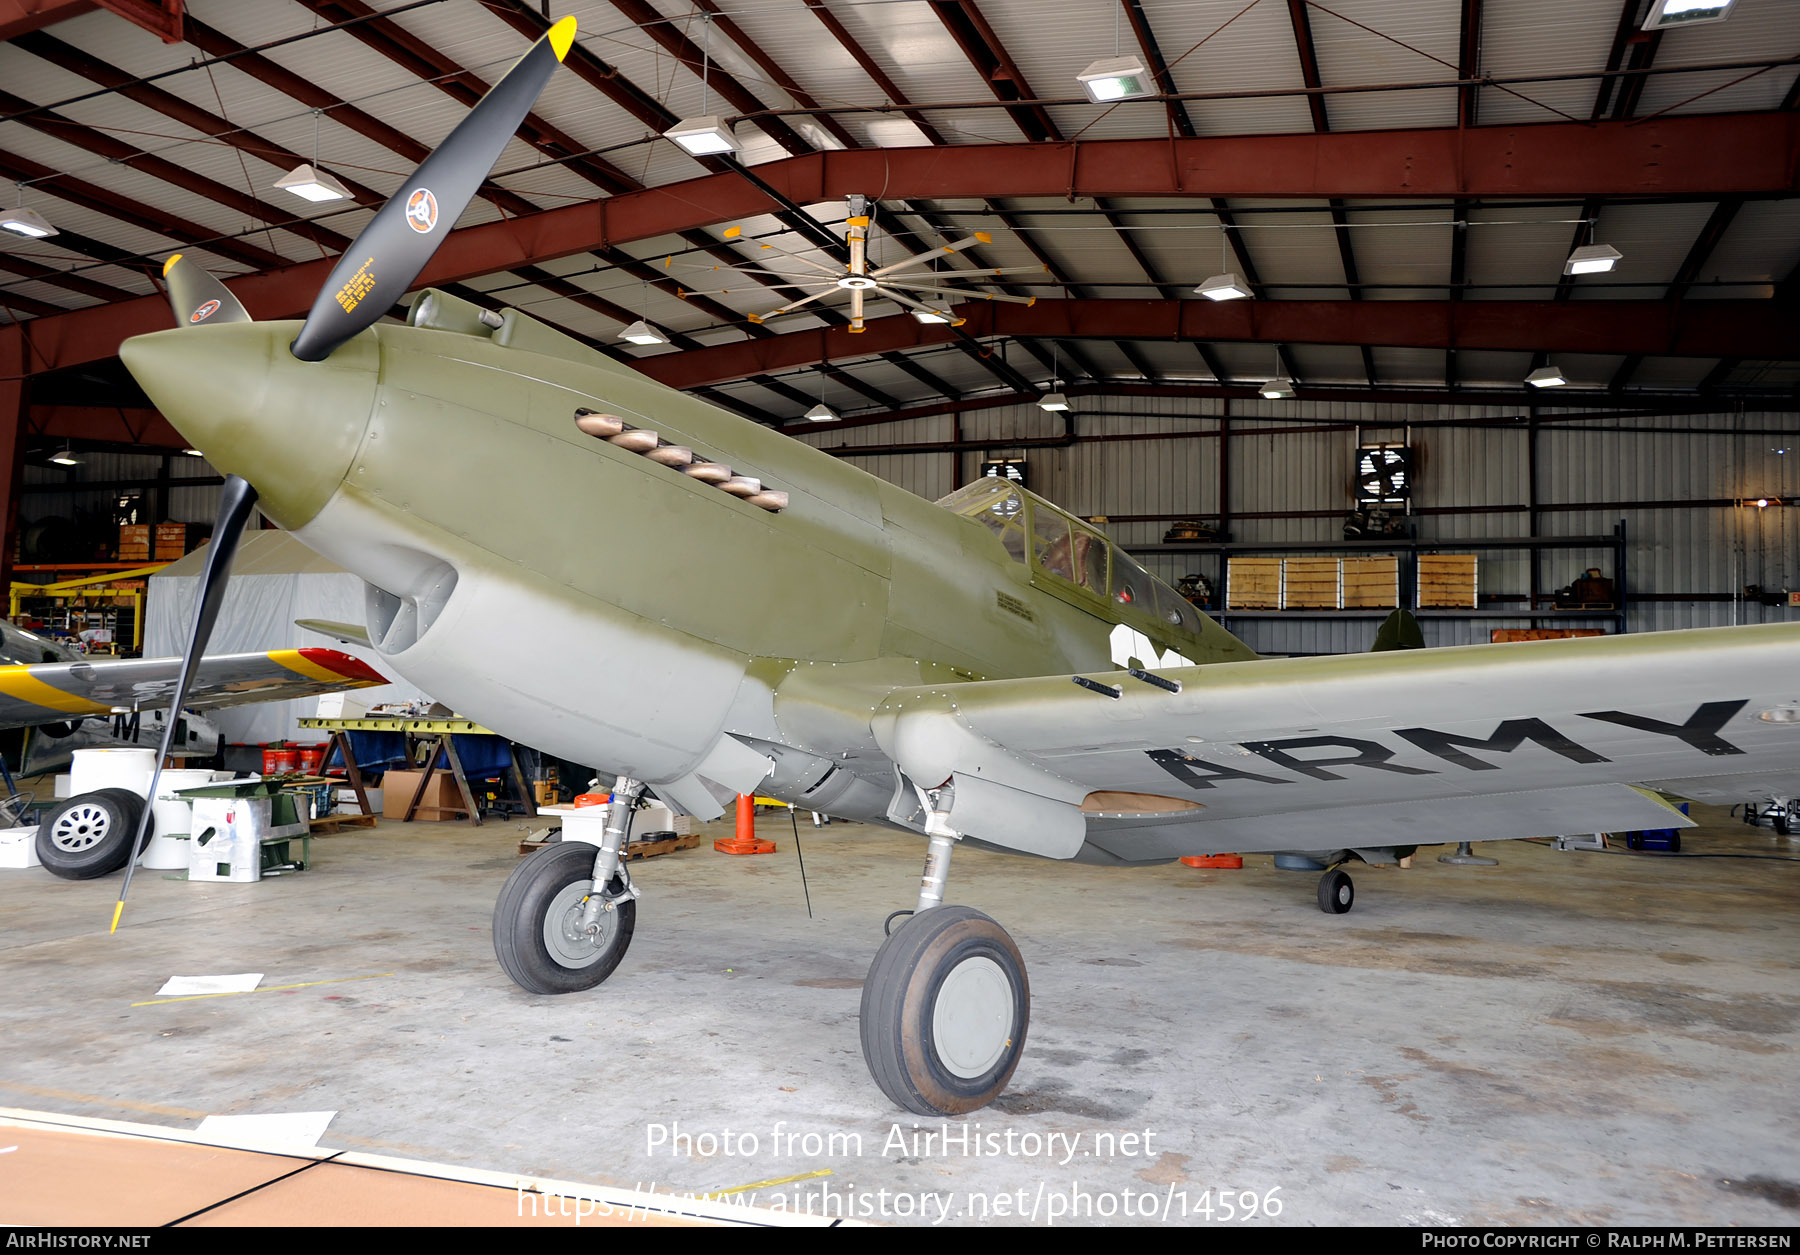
xmin=1 ymin=0 xmax=1798 ymax=436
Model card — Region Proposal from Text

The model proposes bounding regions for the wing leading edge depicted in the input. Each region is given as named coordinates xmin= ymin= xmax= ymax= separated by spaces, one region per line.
xmin=867 ymin=624 xmax=1800 ymax=862
xmin=0 ymin=648 xmax=388 ymax=729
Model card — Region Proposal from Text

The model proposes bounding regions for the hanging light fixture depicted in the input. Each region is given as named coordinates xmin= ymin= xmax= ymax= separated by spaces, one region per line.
xmin=1564 ymin=243 xmax=1622 ymax=275
xmin=1260 ymin=345 xmax=1294 ymax=398
xmin=1643 ymin=0 xmax=1738 ymax=28
xmin=1039 ymin=344 xmax=1071 ymax=411
xmin=274 ymin=112 xmax=351 ymax=203
xmin=50 ymin=448 xmax=79 ymax=466
xmin=1077 ymin=7 xmax=1152 ymax=103
xmin=618 ymin=319 xmax=669 ymax=346
xmin=1196 ymin=226 xmax=1250 ymax=300
xmin=805 ymin=373 xmax=837 ymax=422
xmin=618 ymin=282 xmax=670 ymax=346
xmin=0 ymin=206 xmax=57 ymax=239
xmin=664 ymin=16 xmax=741 ymax=156
xmin=1525 ymin=365 xmax=1568 ymax=388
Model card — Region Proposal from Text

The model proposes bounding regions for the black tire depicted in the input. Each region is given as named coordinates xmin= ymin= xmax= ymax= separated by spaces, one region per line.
xmin=493 ymin=842 xmax=635 ymax=995
xmin=1317 ymin=868 xmax=1354 ymax=914
xmin=36 ymin=788 xmax=149 ymax=880
xmin=1774 ymin=813 xmax=1791 ymax=837
xmin=859 ymin=905 xmax=1029 ymax=1117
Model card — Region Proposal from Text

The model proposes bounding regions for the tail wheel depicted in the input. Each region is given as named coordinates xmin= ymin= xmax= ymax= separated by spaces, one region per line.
xmin=493 ymin=842 xmax=635 ymax=994
xmin=860 ymin=905 xmax=1029 ymax=1116
xmin=1318 ymin=868 xmax=1354 ymax=914
xmin=37 ymin=788 xmax=148 ymax=880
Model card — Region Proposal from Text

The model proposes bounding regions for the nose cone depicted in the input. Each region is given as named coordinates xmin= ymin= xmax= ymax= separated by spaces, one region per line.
xmin=120 ymin=321 xmax=378 ymax=530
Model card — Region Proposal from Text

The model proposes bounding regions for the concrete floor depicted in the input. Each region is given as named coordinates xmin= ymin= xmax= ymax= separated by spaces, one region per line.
xmin=1 ymin=802 xmax=1796 ymax=1228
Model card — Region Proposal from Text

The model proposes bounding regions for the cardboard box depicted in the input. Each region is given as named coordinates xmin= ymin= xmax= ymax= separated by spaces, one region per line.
xmin=381 ymin=770 xmax=467 ymax=819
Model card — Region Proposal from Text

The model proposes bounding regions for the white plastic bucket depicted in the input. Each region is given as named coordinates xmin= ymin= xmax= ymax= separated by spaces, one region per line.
xmin=144 ymin=769 xmax=217 ymax=870
xmin=69 ymin=748 xmax=156 ymax=798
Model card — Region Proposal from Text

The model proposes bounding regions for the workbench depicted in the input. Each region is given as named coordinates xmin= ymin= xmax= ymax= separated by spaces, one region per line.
xmin=298 ymin=717 xmax=537 ymax=827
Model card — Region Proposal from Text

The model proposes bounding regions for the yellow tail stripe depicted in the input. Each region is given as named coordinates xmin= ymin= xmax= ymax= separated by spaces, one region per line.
xmin=0 ymin=666 xmax=111 ymax=716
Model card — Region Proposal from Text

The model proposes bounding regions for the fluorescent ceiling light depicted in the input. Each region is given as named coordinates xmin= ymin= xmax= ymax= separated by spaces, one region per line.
xmin=1643 ymin=0 xmax=1737 ymax=29
xmin=1196 ymin=272 xmax=1252 ymax=301
xmin=617 ymin=320 xmax=670 ymax=347
xmin=1259 ymin=377 xmax=1295 ymax=400
xmin=1564 ymin=243 xmax=1622 ymax=275
xmin=0 ymin=206 xmax=57 ymax=238
xmin=1038 ymin=391 xmax=1070 ymax=412
xmin=804 ymin=402 xmax=837 ymax=422
xmin=183 ymin=448 xmax=205 ymax=457
xmin=663 ymin=116 xmax=740 ymax=157
xmin=272 ymin=163 xmax=350 ymax=203
xmin=1525 ymin=365 xmax=1568 ymax=388
xmin=50 ymin=448 xmax=79 ymax=465
xmin=1077 ymin=55 xmax=1152 ymax=104
xmin=911 ymin=309 xmax=958 ymax=325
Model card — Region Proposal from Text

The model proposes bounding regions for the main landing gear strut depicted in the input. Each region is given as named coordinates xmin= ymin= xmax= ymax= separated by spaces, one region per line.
xmin=859 ymin=787 xmax=1031 ymax=1116
xmin=494 ymin=775 xmax=643 ymax=994
xmin=493 ymin=775 xmax=1031 ymax=1115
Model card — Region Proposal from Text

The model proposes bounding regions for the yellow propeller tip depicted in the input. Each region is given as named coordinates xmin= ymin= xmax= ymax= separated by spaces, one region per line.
xmin=547 ymin=15 xmax=577 ymax=62
xmin=109 ymin=901 xmax=124 ymax=934
xmin=162 ymin=254 xmax=183 ymax=277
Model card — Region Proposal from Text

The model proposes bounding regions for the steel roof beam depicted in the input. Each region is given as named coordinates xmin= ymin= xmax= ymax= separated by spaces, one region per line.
xmin=628 ymin=298 xmax=1800 ymax=390
xmin=1284 ymin=0 xmax=1376 ymax=385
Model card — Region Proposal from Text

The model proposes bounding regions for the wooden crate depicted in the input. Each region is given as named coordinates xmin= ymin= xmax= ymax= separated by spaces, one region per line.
xmin=1225 ymin=557 xmax=1282 ymax=609
xmin=1341 ymin=556 xmax=1400 ymax=608
xmin=1417 ymin=553 xmax=1478 ymax=609
xmin=1281 ymin=558 xmax=1341 ymax=609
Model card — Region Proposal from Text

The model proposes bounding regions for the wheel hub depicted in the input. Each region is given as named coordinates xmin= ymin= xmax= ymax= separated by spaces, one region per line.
xmin=931 ymin=956 xmax=1012 ymax=1079
xmin=544 ymin=881 xmax=619 ymax=967
xmin=51 ymin=804 xmax=110 ymax=853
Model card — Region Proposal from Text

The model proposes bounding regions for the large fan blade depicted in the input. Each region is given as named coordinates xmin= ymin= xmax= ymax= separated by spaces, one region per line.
xmin=289 ymin=17 xmax=576 ymax=363
xmin=162 ymin=253 xmax=250 ymax=328
xmin=868 ymin=233 xmax=994 ymax=279
xmin=110 ymin=474 xmax=259 ymax=934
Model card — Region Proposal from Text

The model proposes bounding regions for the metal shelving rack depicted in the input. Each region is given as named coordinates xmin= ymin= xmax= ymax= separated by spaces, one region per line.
xmin=1126 ymin=521 xmax=1629 ymax=635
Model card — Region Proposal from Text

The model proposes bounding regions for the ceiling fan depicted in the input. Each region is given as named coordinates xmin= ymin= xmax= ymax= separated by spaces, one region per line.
xmin=673 ymin=195 xmax=1045 ymax=332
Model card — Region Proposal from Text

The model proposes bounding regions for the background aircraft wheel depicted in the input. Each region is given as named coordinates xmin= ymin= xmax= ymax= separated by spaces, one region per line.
xmin=36 ymin=788 xmax=148 ymax=880
xmin=493 ymin=842 xmax=634 ymax=994
xmin=1317 ymin=868 xmax=1354 ymax=914
xmin=859 ymin=905 xmax=1028 ymax=1116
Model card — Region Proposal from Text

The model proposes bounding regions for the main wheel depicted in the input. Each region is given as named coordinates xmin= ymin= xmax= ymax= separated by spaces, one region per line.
xmin=36 ymin=788 xmax=148 ymax=880
xmin=1317 ymin=867 xmax=1354 ymax=914
xmin=859 ymin=905 xmax=1029 ymax=1116
xmin=493 ymin=842 xmax=635 ymax=994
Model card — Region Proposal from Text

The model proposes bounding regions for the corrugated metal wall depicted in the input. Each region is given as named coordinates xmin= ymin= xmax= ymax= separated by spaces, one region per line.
xmin=799 ymin=399 xmax=1800 ymax=654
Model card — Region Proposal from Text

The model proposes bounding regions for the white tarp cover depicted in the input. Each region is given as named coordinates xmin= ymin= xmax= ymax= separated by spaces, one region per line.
xmin=146 ymin=530 xmax=431 ymax=746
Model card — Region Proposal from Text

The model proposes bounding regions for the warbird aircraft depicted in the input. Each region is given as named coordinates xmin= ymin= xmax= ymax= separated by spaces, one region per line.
xmin=112 ymin=18 xmax=1800 ymax=1117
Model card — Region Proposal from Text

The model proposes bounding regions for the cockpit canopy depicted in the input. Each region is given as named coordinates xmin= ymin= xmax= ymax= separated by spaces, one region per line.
xmin=936 ymin=478 xmax=1207 ymax=655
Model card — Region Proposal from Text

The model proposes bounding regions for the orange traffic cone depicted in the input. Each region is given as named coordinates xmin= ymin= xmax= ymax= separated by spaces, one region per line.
xmin=1180 ymin=854 xmax=1244 ymax=868
xmin=714 ymin=792 xmax=776 ymax=855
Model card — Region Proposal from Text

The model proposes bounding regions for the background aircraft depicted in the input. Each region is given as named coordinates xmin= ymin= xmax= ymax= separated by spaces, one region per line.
xmin=113 ymin=19 xmax=1800 ymax=1117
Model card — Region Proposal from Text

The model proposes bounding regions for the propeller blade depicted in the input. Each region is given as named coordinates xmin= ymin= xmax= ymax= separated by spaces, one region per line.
xmin=289 ymin=16 xmax=577 ymax=363
xmin=162 ymin=253 xmax=250 ymax=328
xmin=110 ymin=474 xmax=259 ymax=934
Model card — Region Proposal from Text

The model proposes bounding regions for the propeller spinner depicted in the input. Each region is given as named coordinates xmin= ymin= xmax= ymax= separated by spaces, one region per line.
xmin=109 ymin=16 xmax=578 ymax=931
